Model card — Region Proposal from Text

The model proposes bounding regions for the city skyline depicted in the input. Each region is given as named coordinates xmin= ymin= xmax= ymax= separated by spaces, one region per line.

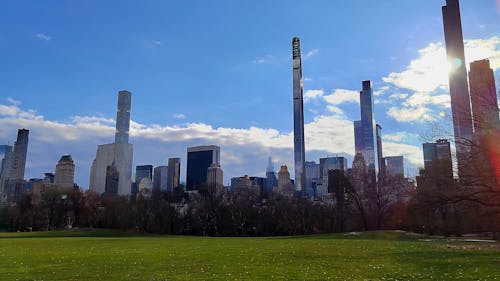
xmin=0 ymin=1 xmax=499 ymax=187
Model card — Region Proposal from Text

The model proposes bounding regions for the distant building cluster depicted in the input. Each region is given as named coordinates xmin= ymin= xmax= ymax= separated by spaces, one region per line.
xmin=0 ymin=0 xmax=498 ymax=209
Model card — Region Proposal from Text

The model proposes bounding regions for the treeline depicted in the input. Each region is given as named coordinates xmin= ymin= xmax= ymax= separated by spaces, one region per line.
xmin=0 ymin=188 xmax=336 ymax=236
xmin=0 ymin=181 xmax=498 ymax=236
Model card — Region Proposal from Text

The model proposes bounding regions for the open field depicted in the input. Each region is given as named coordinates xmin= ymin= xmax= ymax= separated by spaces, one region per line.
xmin=0 ymin=230 xmax=498 ymax=280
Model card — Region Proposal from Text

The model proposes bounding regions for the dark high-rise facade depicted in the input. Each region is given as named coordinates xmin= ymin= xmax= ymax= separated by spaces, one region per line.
xmin=135 ymin=165 xmax=152 ymax=193
xmin=423 ymin=139 xmax=453 ymax=182
xmin=469 ymin=59 xmax=500 ymax=134
xmin=105 ymin=163 xmax=119 ymax=195
xmin=383 ymin=156 xmax=404 ymax=179
xmin=186 ymin=145 xmax=220 ymax=191
xmin=292 ymin=37 xmax=307 ymax=197
xmin=135 ymin=165 xmax=153 ymax=183
xmin=442 ymin=0 xmax=473 ymax=179
xmin=167 ymin=158 xmax=181 ymax=192
xmin=354 ymin=81 xmax=379 ymax=181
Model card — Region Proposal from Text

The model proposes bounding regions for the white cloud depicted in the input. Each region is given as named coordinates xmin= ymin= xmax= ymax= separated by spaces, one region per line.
xmin=36 ymin=33 xmax=52 ymax=41
xmin=383 ymin=132 xmax=418 ymax=142
xmin=7 ymin=98 xmax=21 ymax=106
xmin=173 ymin=113 xmax=186 ymax=119
xmin=153 ymin=40 xmax=162 ymax=46
xmin=387 ymin=106 xmax=433 ymax=123
xmin=383 ymin=42 xmax=448 ymax=93
xmin=383 ymin=142 xmax=424 ymax=174
xmin=252 ymin=55 xmax=275 ymax=64
xmin=382 ymin=36 xmax=500 ymax=123
xmin=326 ymin=105 xmax=344 ymax=115
xmin=388 ymin=93 xmax=408 ymax=100
xmin=323 ymin=89 xmax=359 ymax=105
xmin=374 ymin=86 xmax=390 ymax=96
xmin=383 ymin=37 xmax=500 ymax=94
xmin=304 ymin=49 xmax=319 ymax=59
xmin=402 ymin=92 xmax=451 ymax=109
xmin=304 ymin=89 xmax=324 ymax=102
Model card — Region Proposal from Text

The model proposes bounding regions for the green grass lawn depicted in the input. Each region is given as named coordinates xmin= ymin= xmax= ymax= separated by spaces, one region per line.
xmin=0 ymin=230 xmax=498 ymax=280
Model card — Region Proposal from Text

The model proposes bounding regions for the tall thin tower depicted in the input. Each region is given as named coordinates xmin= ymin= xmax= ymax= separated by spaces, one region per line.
xmin=442 ymin=0 xmax=473 ymax=179
xmin=89 ymin=91 xmax=133 ymax=195
xmin=292 ymin=37 xmax=307 ymax=197
xmin=115 ymin=90 xmax=131 ymax=144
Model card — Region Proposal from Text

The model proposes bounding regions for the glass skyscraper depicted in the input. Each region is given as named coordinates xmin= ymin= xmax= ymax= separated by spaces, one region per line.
xmin=186 ymin=145 xmax=220 ymax=191
xmin=135 ymin=165 xmax=153 ymax=184
xmin=442 ymin=0 xmax=473 ymax=179
xmin=354 ymin=80 xmax=379 ymax=181
xmin=423 ymin=139 xmax=453 ymax=181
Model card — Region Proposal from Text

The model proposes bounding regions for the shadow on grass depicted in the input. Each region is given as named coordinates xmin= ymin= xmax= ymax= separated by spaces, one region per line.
xmin=0 ymin=229 xmax=159 ymax=239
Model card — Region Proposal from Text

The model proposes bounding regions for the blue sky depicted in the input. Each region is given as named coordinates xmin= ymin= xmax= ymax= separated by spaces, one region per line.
xmin=1 ymin=0 xmax=499 ymax=187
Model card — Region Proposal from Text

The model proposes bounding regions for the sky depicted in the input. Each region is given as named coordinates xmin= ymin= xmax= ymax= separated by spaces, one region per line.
xmin=0 ymin=0 xmax=499 ymax=188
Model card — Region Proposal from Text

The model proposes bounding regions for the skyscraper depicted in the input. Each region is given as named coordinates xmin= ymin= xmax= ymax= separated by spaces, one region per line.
xmin=0 ymin=145 xmax=13 ymax=200
xmin=442 ymin=0 xmax=473 ymax=179
xmin=468 ymin=59 xmax=500 ymax=187
xmin=292 ymin=37 xmax=307 ymax=197
xmin=166 ymin=158 xmax=181 ymax=193
xmin=383 ymin=156 xmax=404 ymax=179
xmin=105 ymin=163 xmax=119 ymax=196
xmin=319 ymin=157 xmax=347 ymax=196
xmin=54 ymin=155 xmax=75 ymax=189
xmin=423 ymin=139 xmax=454 ymax=182
xmin=9 ymin=129 xmax=29 ymax=181
xmin=354 ymin=81 xmax=379 ymax=181
xmin=277 ymin=165 xmax=294 ymax=198
xmin=376 ymin=124 xmax=384 ymax=180
xmin=89 ymin=91 xmax=134 ymax=195
xmin=469 ymin=59 xmax=500 ymax=134
xmin=206 ymin=163 xmax=223 ymax=195
xmin=153 ymin=165 xmax=168 ymax=191
xmin=351 ymin=152 xmax=367 ymax=191
xmin=186 ymin=145 xmax=220 ymax=191
xmin=265 ymin=157 xmax=278 ymax=194
xmin=136 ymin=165 xmax=153 ymax=187
xmin=305 ymin=161 xmax=320 ymax=193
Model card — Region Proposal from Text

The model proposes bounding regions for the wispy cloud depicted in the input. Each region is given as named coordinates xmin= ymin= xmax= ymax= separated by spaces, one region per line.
xmin=323 ymin=89 xmax=359 ymax=105
xmin=304 ymin=89 xmax=324 ymax=102
xmin=173 ymin=113 xmax=186 ymax=119
xmin=387 ymin=106 xmax=432 ymax=123
xmin=36 ymin=33 xmax=52 ymax=41
xmin=303 ymin=49 xmax=319 ymax=60
xmin=152 ymin=40 xmax=163 ymax=46
xmin=383 ymin=132 xmax=419 ymax=142
xmin=252 ymin=55 xmax=275 ymax=64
